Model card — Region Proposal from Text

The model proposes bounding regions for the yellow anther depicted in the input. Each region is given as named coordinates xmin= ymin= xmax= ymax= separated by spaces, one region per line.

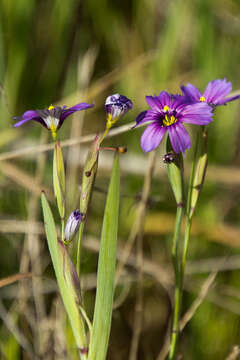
xmin=200 ymin=96 xmax=206 ymax=102
xmin=48 ymin=104 xmax=55 ymax=110
xmin=163 ymin=105 xmax=170 ymax=112
xmin=163 ymin=114 xmax=177 ymax=127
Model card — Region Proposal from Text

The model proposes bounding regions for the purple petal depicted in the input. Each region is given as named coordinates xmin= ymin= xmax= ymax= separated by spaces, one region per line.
xmin=179 ymin=102 xmax=213 ymax=125
xmin=60 ymin=102 xmax=94 ymax=123
xmin=14 ymin=110 xmax=42 ymax=127
xmin=172 ymin=94 xmax=193 ymax=109
xmin=217 ymin=93 xmax=240 ymax=105
xmin=180 ymin=84 xmax=201 ymax=102
xmin=168 ymin=123 xmax=191 ymax=154
xmin=135 ymin=111 xmax=148 ymax=127
xmin=157 ymin=91 xmax=172 ymax=108
xmin=203 ymin=79 xmax=232 ymax=105
xmin=141 ymin=123 xmax=166 ymax=152
xmin=145 ymin=96 xmax=163 ymax=111
xmin=135 ymin=110 xmax=160 ymax=127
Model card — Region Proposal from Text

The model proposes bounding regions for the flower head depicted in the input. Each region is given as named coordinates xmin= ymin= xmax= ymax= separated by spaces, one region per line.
xmin=135 ymin=91 xmax=213 ymax=154
xmin=64 ymin=210 xmax=84 ymax=242
xmin=14 ymin=102 xmax=94 ymax=139
xmin=181 ymin=79 xmax=240 ymax=107
xmin=105 ymin=94 xmax=133 ymax=128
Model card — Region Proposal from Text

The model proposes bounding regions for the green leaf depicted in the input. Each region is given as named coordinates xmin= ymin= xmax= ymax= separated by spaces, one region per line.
xmin=190 ymin=128 xmax=208 ymax=218
xmin=41 ymin=192 xmax=87 ymax=358
xmin=88 ymin=153 xmax=120 ymax=360
xmin=166 ymin=137 xmax=184 ymax=205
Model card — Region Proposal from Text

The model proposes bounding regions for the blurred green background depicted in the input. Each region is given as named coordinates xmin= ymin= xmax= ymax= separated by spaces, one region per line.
xmin=0 ymin=0 xmax=240 ymax=359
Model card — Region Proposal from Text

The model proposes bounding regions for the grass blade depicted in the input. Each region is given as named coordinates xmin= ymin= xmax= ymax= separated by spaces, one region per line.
xmin=88 ymin=153 xmax=120 ymax=360
xmin=41 ymin=192 xmax=88 ymax=359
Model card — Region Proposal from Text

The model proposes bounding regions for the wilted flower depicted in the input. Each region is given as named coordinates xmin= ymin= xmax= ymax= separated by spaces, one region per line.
xmin=105 ymin=94 xmax=133 ymax=128
xmin=181 ymin=79 xmax=240 ymax=107
xmin=14 ymin=103 xmax=94 ymax=139
xmin=64 ymin=210 xmax=83 ymax=242
xmin=135 ymin=91 xmax=213 ymax=154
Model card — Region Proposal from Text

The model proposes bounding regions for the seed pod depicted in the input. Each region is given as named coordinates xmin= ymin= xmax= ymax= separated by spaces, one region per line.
xmin=53 ymin=141 xmax=65 ymax=218
xmin=80 ymin=135 xmax=100 ymax=215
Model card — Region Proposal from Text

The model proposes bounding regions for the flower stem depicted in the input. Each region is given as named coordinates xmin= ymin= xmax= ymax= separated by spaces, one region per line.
xmin=99 ymin=127 xmax=109 ymax=145
xmin=77 ymin=221 xmax=85 ymax=278
xmin=168 ymin=204 xmax=184 ymax=360
xmin=181 ymin=131 xmax=200 ymax=276
xmin=61 ymin=217 xmax=65 ymax=243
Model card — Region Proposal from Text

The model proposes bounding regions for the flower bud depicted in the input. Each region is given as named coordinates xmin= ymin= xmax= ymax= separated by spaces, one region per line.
xmin=163 ymin=152 xmax=175 ymax=164
xmin=105 ymin=94 xmax=133 ymax=128
xmin=64 ymin=210 xmax=83 ymax=241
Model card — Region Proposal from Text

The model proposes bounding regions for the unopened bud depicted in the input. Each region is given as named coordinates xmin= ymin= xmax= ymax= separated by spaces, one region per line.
xmin=64 ymin=210 xmax=83 ymax=241
xmin=163 ymin=152 xmax=174 ymax=164
xmin=105 ymin=94 xmax=133 ymax=128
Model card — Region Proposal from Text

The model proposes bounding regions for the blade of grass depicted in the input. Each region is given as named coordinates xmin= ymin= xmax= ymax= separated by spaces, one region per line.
xmin=41 ymin=192 xmax=88 ymax=359
xmin=88 ymin=153 xmax=120 ymax=360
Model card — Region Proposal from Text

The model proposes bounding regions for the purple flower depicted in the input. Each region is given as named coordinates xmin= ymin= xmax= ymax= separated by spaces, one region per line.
xmin=181 ymin=79 xmax=240 ymax=106
xmin=105 ymin=94 xmax=133 ymax=121
xmin=136 ymin=91 xmax=213 ymax=154
xmin=14 ymin=103 xmax=94 ymax=139
xmin=64 ymin=210 xmax=84 ymax=241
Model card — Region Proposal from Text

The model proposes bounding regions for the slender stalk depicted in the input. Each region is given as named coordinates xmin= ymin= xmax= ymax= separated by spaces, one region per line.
xmin=99 ymin=127 xmax=109 ymax=144
xmin=168 ymin=204 xmax=184 ymax=360
xmin=182 ymin=217 xmax=192 ymax=276
xmin=77 ymin=222 xmax=85 ymax=278
xmin=61 ymin=218 xmax=65 ymax=243
xmin=169 ymin=129 xmax=204 ymax=359
xmin=181 ymin=131 xmax=200 ymax=276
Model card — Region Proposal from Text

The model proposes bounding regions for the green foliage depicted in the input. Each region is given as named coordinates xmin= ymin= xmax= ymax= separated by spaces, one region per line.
xmin=88 ymin=154 xmax=120 ymax=360
xmin=1 ymin=0 xmax=240 ymax=359
xmin=41 ymin=192 xmax=87 ymax=356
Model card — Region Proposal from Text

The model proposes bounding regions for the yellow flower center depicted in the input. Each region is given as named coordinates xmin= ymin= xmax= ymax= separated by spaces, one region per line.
xmin=163 ymin=114 xmax=177 ymax=127
xmin=163 ymin=105 xmax=170 ymax=112
xmin=48 ymin=104 xmax=55 ymax=110
xmin=200 ymin=96 xmax=206 ymax=102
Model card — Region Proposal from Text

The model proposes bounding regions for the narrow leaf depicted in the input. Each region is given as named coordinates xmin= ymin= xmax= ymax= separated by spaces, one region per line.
xmin=190 ymin=128 xmax=208 ymax=218
xmin=88 ymin=154 xmax=120 ymax=360
xmin=166 ymin=137 xmax=184 ymax=205
xmin=41 ymin=193 xmax=87 ymax=357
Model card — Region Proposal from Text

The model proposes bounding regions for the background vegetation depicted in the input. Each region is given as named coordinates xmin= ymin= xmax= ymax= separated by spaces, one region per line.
xmin=0 ymin=0 xmax=240 ymax=359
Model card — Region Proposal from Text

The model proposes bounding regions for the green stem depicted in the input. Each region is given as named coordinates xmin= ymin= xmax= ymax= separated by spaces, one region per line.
xmin=181 ymin=131 xmax=199 ymax=277
xmin=181 ymin=216 xmax=192 ymax=277
xmin=168 ymin=204 xmax=184 ymax=360
xmin=61 ymin=218 xmax=65 ymax=243
xmin=77 ymin=221 xmax=85 ymax=278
